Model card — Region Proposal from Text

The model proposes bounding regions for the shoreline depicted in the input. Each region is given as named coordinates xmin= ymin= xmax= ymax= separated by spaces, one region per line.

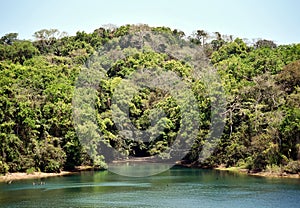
xmin=1 ymin=164 xmax=299 ymax=183
xmin=176 ymin=161 xmax=300 ymax=179
xmin=214 ymin=166 xmax=300 ymax=179
xmin=0 ymin=171 xmax=75 ymax=183
xmin=0 ymin=166 xmax=95 ymax=183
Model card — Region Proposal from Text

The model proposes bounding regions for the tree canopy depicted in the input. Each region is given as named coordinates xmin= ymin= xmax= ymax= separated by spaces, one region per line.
xmin=0 ymin=25 xmax=299 ymax=174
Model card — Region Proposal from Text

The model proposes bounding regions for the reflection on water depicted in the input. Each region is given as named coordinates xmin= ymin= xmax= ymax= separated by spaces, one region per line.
xmin=108 ymin=162 xmax=173 ymax=177
xmin=0 ymin=167 xmax=299 ymax=208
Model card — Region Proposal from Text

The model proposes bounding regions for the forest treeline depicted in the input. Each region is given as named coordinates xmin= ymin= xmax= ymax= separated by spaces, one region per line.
xmin=0 ymin=24 xmax=299 ymax=174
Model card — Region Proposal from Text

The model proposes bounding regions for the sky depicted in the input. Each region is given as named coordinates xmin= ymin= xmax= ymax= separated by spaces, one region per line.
xmin=0 ymin=0 xmax=299 ymax=45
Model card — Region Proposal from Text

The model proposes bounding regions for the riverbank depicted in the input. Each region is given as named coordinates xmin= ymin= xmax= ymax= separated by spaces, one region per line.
xmin=0 ymin=166 xmax=95 ymax=183
xmin=214 ymin=166 xmax=300 ymax=179
xmin=1 ymin=163 xmax=299 ymax=182
xmin=176 ymin=161 xmax=300 ymax=179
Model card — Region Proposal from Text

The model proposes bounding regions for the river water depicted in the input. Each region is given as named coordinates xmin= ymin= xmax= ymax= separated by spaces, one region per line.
xmin=0 ymin=166 xmax=299 ymax=208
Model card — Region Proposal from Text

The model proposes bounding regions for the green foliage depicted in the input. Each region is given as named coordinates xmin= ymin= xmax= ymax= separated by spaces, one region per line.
xmin=265 ymin=164 xmax=282 ymax=173
xmin=34 ymin=137 xmax=67 ymax=173
xmin=279 ymin=108 xmax=300 ymax=160
xmin=0 ymin=40 xmax=39 ymax=64
xmin=0 ymin=33 xmax=18 ymax=45
xmin=0 ymin=161 xmax=9 ymax=174
xmin=211 ymin=38 xmax=248 ymax=63
xmin=284 ymin=160 xmax=300 ymax=174
xmin=26 ymin=167 xmax=36 ymax=174
xmin=276 ymin=60 xmax=300 ymax=93
xmin=0 ymin=25 xmax=299 ymax=174
xmin=209 ymin=36 xmax=300 ymax=171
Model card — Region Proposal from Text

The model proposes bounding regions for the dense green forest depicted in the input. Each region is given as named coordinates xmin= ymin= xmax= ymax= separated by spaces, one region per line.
xmin=0 ymin=25 xmax=299 ymax=174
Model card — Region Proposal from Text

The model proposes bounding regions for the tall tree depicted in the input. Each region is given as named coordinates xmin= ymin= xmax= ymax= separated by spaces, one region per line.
xmin=0 ymin=33 xmax=18 ymax=45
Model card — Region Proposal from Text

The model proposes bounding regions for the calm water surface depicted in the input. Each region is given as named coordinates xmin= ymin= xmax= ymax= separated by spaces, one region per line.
xmin=0 ymin=166 xmax=299 ymax=208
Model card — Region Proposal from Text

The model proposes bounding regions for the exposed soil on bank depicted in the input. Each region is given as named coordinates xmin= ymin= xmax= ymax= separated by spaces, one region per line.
xmin=0 ymin=166 xmax=95 ymax=183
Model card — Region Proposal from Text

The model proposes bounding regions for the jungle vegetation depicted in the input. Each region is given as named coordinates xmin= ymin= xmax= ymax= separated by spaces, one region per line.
xmin=0 ymin=25 xmax=299 ymax=174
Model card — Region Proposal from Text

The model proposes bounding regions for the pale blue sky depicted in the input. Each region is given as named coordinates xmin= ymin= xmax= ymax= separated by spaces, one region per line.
xmin=0 ymin=0 xmax=299 ymax=44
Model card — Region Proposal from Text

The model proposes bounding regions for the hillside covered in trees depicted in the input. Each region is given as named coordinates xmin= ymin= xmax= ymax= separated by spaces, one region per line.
xmin=0 ymin=24 xmax=299 ymax=174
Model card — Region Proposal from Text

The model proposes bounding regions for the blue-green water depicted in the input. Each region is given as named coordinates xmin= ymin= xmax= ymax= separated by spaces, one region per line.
xmin=0 ymin=167 xmax=299 ymax=208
